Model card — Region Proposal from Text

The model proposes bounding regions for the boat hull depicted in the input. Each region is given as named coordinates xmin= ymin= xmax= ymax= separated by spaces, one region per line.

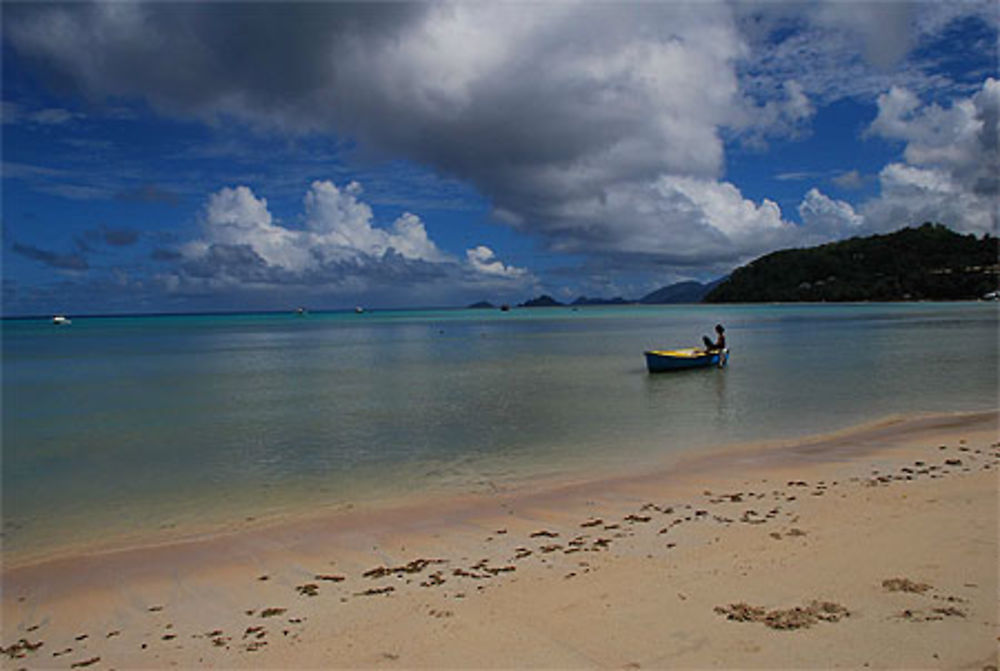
xmin=644 ymin=348 xmax=728 ymax=373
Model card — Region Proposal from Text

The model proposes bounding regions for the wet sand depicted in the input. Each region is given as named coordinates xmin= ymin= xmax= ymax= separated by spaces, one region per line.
xmin=3 ymin=410 xmax=998 ymax=669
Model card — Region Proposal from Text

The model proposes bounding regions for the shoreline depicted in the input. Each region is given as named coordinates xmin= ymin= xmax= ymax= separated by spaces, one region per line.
xmin=4 ymin=409 xmax=994 ymax=573
xmin=3 ymin=409 xmax=998 ymax=668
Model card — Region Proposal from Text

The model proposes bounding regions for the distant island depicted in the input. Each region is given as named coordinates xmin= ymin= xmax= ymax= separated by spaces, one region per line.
xmin=474 ymin=279 xmax=721 ymax=310
xmin=705 ymin=223 xmax=998 ymax=303
xmin=519 ymin=295 xmax=564 ymax=308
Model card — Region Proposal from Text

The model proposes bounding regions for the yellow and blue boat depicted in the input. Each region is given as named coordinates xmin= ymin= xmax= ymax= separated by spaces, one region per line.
xmin=644 ymin=348 xmax=729 ymax=373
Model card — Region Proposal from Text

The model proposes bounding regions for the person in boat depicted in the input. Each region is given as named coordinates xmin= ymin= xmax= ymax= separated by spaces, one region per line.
xmin=702 ymin=324 xmax=726 ymax=352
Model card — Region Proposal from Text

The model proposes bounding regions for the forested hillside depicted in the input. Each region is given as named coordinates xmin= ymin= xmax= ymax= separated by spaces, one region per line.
xmin=704 ymin=224 xmax=998 ymax=303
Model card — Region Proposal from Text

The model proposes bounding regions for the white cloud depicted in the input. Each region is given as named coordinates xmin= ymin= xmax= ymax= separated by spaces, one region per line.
xmin=812 ymin=1 xmax=915 ymax=69
xmin=798 ymin=188 xmax=863 ymax=239
xmin=657 ymin=177 xmax=786 ymax=242
xmin=862 ymin=163 xmax=995 ymax=235
xmin=865 ymin=78 xmax=998 ymax=233
xmin=868 ymin=86 xmax=922 ymax=138
xmin=831 ymin=170 xmax=864 ymax=190
xmin=540 ymin=175 xmax=793 ymax=265
xmin=735 ymin=79 xmax=816 ymax=147
xmin=176 ymin=181 xmax=532 ymax=297
xmin=465 ymin=245 xmax=527 ymax=279
xmin=188 ymin=185 xmax=309 ymax=272
xmin=303 ymin=180 xmax=449 ymax=263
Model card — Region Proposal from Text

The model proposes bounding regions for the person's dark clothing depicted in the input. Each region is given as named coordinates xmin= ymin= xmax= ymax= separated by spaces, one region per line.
xmin=702 ymin=333 xmax=726 ymax=351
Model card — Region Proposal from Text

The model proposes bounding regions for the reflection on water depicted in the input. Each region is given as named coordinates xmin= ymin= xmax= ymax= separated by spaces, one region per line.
xmin=2 ymin=302 xmax=997 ymax=561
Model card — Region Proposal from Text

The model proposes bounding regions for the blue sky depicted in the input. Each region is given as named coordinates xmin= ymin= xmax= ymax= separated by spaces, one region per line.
xmin=2 ymin=1 xmax=997 ymax=316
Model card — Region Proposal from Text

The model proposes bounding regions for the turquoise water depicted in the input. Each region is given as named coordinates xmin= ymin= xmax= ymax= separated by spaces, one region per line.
xmin=3 ymin=303 xmax=997 ymax=562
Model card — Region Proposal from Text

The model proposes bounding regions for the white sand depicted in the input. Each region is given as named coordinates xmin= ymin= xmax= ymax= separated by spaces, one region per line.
xmin=3 ymin=410 xmax=997 ymax=668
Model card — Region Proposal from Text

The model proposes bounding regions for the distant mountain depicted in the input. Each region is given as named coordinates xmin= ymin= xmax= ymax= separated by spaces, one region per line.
xmin=704 ymin=223 xmax=999 ymax=303
xmin=639 ymin=279 xmax=723 ymax=304
xmin=570 ymin=296 xmax=630 ymax=306
xmin=467 ymin=300 xmax=495 ymax=309
xmin=515 ymin=280 xmax=721 ymax=309
xmin=519 ymin=294 xmax=564 ymax=307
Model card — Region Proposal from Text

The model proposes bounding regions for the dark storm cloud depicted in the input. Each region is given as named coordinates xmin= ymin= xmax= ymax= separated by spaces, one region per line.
xmin=5 ymin=2 xmax=425 ymax=125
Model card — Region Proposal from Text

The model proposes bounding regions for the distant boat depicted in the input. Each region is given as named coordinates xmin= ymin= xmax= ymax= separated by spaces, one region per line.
xmin=499 ymin=304 xmax=510 ymax=312
xmin=644 ymin=348 xmax=728 ymax=373
xmin=355 ymin=306 xmax=365 ymax=314
xmin=983 ymin=290 xmax=999 ymax=301
xmin=52 ymin=315 xmax=71 ymax=326
xmin=295 ymin=307 xmax=308 ymax=316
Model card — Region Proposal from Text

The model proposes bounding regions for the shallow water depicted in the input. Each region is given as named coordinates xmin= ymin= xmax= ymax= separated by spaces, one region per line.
xmin=3 ymin=302 xmax=997 ymax=563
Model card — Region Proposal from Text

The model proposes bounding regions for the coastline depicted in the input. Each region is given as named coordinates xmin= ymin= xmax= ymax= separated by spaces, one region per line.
xmin=3 ymin=409 xmax=998 ymax=668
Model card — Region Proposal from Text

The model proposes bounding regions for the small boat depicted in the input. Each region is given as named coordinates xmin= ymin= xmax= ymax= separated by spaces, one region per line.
xmin=52 ymin=315 xmax=71 ymax=326
xmin=644 ymin=348 xmax=728 ymax=373
xmin=355 ymin=306 xmax=365 ymax=314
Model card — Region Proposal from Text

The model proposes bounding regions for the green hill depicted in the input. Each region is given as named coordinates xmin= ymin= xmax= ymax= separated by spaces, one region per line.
xmin=704 ymin=224 xmax=998 ymax=303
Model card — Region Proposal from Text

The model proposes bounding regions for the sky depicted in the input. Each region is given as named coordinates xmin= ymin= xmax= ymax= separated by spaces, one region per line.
xmin=2 ymin=1 xmax=997 ymax=316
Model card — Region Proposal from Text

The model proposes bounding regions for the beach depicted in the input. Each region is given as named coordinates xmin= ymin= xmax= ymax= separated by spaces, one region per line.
xmin=3 ymin=410 xmax=997 ymax=669
xmin=5 ymin=2 xmax=999 ymax=667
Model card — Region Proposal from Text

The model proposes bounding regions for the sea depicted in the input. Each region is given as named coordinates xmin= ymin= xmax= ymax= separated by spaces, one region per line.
xmin=3 ymin=302 xmax=997 ymax=565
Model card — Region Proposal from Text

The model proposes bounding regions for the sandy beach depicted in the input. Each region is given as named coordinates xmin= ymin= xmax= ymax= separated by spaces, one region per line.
xmin=3 ymin=410 xmax=997 ymax=669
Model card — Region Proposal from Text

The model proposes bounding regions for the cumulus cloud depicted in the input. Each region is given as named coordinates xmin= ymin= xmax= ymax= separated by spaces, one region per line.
xmin=172 ymin=181 xmax=532 ymax=298
xmin=465 ymin=246 xmax=527 ymax=279
xmin=865 ymin=78 xmax=998 ymax=233
xmin=798 ymin=188 xmax=864 ymax=240
xmin=812 ymin=1 xmax=916 ymax=70
xmin=533 ymin=174 xmax=799 ymax=269
xmin=794 ymin=79 xmax=999 ymax=241
xmin=863 ymin=163 xmax=995 ymax=235
xmin=734 ymin=79 xmax=816 ymax=147
xmin=303 ymin=181 xmax=449 ymax=263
